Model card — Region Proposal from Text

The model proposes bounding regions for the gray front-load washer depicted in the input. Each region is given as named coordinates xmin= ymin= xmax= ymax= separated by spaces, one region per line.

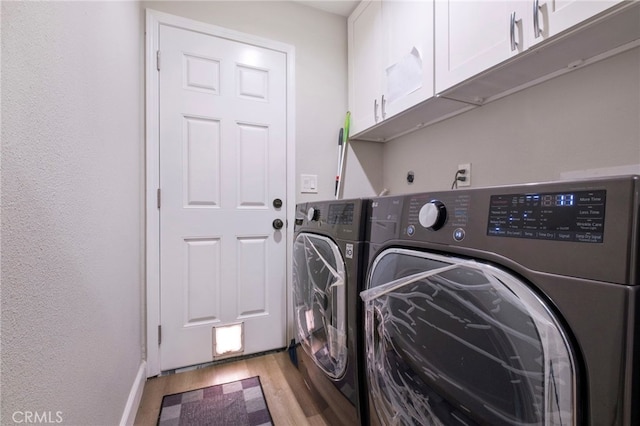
xmin=293 ymin=198 xmax=369 ymax=425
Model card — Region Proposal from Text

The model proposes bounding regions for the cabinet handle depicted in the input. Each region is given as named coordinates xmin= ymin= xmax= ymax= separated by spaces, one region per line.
xmin=374 ymin=98 xmax=379 ymax=122
xmin=381 ymin=95 xmax=386 ymax=119
xmin=510 ymin=12 xmax=519 ymax=51
xmin=533 ymin=0 xmax=542 ymax=38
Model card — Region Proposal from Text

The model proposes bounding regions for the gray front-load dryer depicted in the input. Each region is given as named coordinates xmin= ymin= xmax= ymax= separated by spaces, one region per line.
xmin=364 ymin=176 xmax=639 ymax=425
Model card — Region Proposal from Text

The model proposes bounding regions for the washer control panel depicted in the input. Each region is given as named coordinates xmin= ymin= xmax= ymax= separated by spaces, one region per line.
xmin=298 ymin=200 xmax=368 ymax=242
xmin=487 ymin=189 xmax=606 ymax=243
xmin=307 ymin=203 xmax=356 ymax=225
xmin=307 ymin=207 xmax=320 ymax=222
xmin=327 ymin=202 xmax=355 ymax=225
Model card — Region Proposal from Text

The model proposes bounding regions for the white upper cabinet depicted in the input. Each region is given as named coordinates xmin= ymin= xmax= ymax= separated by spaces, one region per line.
xmin=530 ymin=0 xmax=624 ymax=46
xmin=381 ymin=1 xmax=434 ymax=120
xmin=435 ymin=1 xmax=531 ymax=94
xmin=436 ymin=0 xmax=627 ymax=95
xmin=348 ymin=0 xmax=382 ymax=135
xmin=348 ymin=0 xmax=638 ymax=141
xmin=348 ymin=0 xmax=435 ymax=137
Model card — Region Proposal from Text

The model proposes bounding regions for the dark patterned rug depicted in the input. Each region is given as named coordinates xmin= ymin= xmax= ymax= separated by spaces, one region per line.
xmin=157 ymin=376 xmax=273 ymax=426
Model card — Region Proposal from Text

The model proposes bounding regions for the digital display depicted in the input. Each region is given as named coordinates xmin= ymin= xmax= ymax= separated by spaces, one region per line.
xmin=328 ymin=203 xmax=355 ymax=225
xmin=487 ymin=190 xmax=606 ymax=243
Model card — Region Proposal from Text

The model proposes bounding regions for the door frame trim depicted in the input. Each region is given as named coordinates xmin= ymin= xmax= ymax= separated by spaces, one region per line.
xmin=145 ymin=8 xmax=296 ymax=377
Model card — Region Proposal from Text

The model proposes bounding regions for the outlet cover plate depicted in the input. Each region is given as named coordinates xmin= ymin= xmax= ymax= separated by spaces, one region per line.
xmin=458 ymin=163 xmax=471 ymax=187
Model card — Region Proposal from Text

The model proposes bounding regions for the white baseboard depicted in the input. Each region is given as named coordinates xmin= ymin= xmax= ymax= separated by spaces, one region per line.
xmin=120 ymin=360 xmax=147 ymax=426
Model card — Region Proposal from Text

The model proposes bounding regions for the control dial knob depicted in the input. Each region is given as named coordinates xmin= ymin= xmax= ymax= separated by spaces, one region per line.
xmin=307 ymin=207 xmax=320 ymax=222
xmin=418 ymin=200 xmax=447 ymax=230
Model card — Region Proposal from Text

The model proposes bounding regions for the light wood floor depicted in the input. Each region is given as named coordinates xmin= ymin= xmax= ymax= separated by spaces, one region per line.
xmin=134 ymin=350 xmax=331 ymax=425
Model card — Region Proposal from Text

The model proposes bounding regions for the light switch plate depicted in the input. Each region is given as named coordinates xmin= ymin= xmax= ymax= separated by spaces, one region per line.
xmin=300 ymin=174 xmax=318 ymax=193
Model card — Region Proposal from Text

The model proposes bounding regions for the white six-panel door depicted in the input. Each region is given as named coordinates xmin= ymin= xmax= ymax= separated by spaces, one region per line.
xmin=158 ymin=23 xmax=288 ymax=371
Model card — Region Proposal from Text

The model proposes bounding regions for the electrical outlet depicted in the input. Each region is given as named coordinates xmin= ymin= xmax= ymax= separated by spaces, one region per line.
xmin=457 ymin=163 xmax=471 ymax=187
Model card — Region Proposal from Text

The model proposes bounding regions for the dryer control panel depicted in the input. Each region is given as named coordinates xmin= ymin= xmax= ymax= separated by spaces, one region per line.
xmin=487 ymin=189 xmax=606 ymax=243
xmin=369 ymin=175 xmax=638 ymax=284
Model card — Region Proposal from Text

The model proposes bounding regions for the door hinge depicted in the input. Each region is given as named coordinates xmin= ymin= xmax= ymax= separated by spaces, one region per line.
xmin=156 ymin=50 xmax=161 ymax=71
xmin=158 ymin=325 xmax=162 ymax=345
xmin=157 ymin=188 xmax=161 ymax=209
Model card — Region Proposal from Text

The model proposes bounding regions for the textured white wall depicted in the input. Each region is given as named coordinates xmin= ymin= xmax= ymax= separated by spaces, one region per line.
xmin=142 ymin=0 xmax=359 ymax=202
xmin=341 ymin=141 xmax=385 ymax=198
xmin=1 ymin=2 xmax=144 ymax=424
xmin=382 ymin=47 xmax=640 ymax=194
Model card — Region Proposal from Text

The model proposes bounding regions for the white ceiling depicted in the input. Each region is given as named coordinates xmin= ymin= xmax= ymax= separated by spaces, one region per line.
xmin=293 ymin=0 xmax=359 ymax=17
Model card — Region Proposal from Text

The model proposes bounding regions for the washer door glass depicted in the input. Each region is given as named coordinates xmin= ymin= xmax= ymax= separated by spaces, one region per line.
xmin=362 ymin=249 xmax=576 ymax=426
xmin=293 ymin=233 xmax=347 ymax=379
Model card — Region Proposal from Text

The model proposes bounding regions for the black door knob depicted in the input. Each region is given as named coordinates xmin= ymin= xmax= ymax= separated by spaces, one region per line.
xmin=273 ymin=198 xmax=283 ymax=208
xmin=272 ymin=219 xmax=284 ymax=230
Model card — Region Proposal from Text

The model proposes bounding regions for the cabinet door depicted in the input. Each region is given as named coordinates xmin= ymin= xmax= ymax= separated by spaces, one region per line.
xmin=382 ymin=0 xmax=435 ymax=120
xmin=530 ymin=0 xmax=622 ymax=45
xmin=435 ymin=1 xmax=529 ymax=93
xmin=348 ymin=0 xmax=383 ymax=136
